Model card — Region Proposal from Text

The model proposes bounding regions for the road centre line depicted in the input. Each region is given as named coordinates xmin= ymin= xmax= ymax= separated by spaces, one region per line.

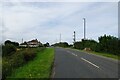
xmin=67 ymin=51 xmax=77 ymax=56
xmin=67 ymin=51 xmax=99 ymax=68
xmin=67 ymin=51 xmax=70 ymax=53
xmin=81 ymin=57 xmax=100 ymax=68
xmin=72 ymin=53 xmax=77 ymax=56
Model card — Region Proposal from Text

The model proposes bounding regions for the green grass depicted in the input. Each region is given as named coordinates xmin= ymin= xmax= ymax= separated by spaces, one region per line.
xmin=7 ymin=48 xmax=54 ymax=78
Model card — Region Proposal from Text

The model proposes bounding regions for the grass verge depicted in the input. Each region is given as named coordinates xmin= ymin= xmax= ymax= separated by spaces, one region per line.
xmin=7 ymin=48 xmax=54 ymax=79
xmin=80 ymin=50 xmax=119 ymax=60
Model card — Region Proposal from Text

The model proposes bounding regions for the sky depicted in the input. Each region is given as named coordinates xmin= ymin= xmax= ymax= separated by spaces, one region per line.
xmin=0 ymin=1 xmax=118 ymax=45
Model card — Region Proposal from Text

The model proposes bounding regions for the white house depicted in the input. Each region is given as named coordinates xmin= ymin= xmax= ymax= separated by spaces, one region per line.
xmin=20 ymin=39 xmax=42 ymax=47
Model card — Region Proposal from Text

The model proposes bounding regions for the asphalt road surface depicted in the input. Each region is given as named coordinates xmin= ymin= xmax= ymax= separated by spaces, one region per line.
xmin=53 ymin=47 xmax=119 ymax=78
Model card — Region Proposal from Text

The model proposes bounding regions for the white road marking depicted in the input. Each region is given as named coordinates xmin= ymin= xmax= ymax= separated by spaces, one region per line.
xmin=67 ymin=51 xmax=77 ymax=56
xmin=72 ymin=53 xmax=74 ymax=55
xmin=71 ymin=53 xmax=77 ymax=56
xmin=81 ymin=57 xmax=99 ymax=68
xmin=72 ymin=53 xmax=75 ymax=55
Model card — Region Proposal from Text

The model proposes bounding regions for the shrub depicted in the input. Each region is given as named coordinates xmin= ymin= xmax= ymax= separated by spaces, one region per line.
xmin=98 ymin=35 xmax=119 ymax=55
xmin=53 ymin=42 xmax=69 ymax=48
xmin=2 ymin=47 xmax=43 ymax=79
xmin=22 ymin=48 xmax=36 ymax=62
xmin=74 ymin=42 xmax=82 ymax=49
xmin=2 ymin=44 xmax=16 ymax=56
xmin=74 ymin=39 xmax=98 ymax=51
xmin=2 ymin=57 xmax=12 ymax=78
xmin=2 ymin=52 xmax=25 ymax=79
xmin=10 ymin=52 xmax=25 ymax=67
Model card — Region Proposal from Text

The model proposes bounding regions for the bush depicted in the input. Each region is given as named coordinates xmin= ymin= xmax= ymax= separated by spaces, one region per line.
xmin=10 ymin=52 xmax=25 ymax=67
xmin=2 ymin=52 xmax=25 ymax=78
xmin=74 ymin=42 xmax=82 ymax=49
xmin=98 ymin=35 xmax=119 ymax=55
xmin=2 ymin=44 xmax=16 ymax=56
xmin=2 ymin=47 xmax=45 ymax=79
xmin=0 ymin=45 xmax=2 ymax=56
xmin=74 ymin=39 xmax=98 ymax=51
xmin=73 ymin=35 xmax=120 ymax=56
xmin=22 ymin=48 xmax=36 ymax=62
xmin=2 ymin=58 xmax=12 ymax=78
xmin=53 ymin=42 xmax=69 ymax=48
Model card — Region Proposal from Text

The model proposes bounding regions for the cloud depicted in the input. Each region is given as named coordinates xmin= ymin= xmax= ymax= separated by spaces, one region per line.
xmin=1 ymin=2 xmax=118 ymax=44
xmin=3 ymin=0 xmax=119 ymax=2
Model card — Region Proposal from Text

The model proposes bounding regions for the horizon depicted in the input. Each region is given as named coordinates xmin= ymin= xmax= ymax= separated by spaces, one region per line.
xmin=1 ymin=34 xmax=118 ymax=45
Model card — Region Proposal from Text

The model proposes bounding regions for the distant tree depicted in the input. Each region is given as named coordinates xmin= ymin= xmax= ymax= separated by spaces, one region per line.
xmin=12 ymin=42 xmax=19 ymax=47
xmin=2 ymin=44 xmax=16 ymax=56
xmin=60 ymin=42 xmax=69 ymax=47
xmin=5 ymin=40 xmax=11 ymax=45
xmin=44 ymin=42 xmax=50 ymax=47
xmin=4 ymin=40 xmax=19 ymax=47
xmin=52 ymin=42 xmax=69 ymax=48
xmin=74 ymin=42 xmax=82 ymax=49
xmin=74 ymin=39 xmax=98 ymax=51
xmin=69 ymin=44 xmax=73 ymax=48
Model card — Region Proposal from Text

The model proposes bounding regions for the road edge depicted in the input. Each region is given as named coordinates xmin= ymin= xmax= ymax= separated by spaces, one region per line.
xmin=50 ymin=48 xmax=55 ymax=79
xmin=65 ymin=48 xmax=119 ymax=63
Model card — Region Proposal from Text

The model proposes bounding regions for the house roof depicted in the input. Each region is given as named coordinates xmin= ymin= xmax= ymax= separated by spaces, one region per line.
xmin=28 ymin=39 xmax=38 ymax=43
xmin=20 ymin=39 xmax=42 ymax=45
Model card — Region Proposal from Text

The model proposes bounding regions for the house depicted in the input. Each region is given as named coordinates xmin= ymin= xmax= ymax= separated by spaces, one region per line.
xmin=20 ymin=39 xmax=42 ymax=47
xmin=27 ymin=39 xmax=42 ymax=47
xmin=20 ymin=41 xmax=27 ymax=47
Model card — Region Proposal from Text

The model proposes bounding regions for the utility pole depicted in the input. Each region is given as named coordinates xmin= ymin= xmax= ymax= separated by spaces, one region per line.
xmin=83 ymin=18 xmax=86 ymax=40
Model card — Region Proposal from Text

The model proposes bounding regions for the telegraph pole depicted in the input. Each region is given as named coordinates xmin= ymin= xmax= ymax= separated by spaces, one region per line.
xmin=83 ymin=18 xmax=86 ymax=40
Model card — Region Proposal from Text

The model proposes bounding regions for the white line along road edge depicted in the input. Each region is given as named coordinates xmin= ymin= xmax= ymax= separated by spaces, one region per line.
xmin=81 ymin=57 xmax=100 ymax=68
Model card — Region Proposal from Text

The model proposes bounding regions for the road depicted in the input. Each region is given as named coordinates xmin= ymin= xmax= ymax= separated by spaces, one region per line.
xmin=53 ymin=47 xmax=119 ymax=78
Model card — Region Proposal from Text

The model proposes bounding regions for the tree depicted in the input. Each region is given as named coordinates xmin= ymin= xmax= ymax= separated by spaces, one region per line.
xmin=74 ymin=42 xmax=82 ymax=49
xmin=5 ymin=40 xmax=11 ymax=45
xmin=2 ymin=44 xmax=16 ymax=56
xmin=52 ymin=42 xmax=69 ymax=48
xmin=98 ymin=34 xmax=118 ymax=54
xmin=44 ymin=42 xmax=50 ymax=47
xmin=4 ymin=40 xmax=19 ymax=47
xmin=74 ymin=39 xmax=98 ymax=51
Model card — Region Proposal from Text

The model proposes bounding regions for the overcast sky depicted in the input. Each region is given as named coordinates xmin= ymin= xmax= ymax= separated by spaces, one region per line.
xmin=1 ymin=1 xmax=118 ymax=44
